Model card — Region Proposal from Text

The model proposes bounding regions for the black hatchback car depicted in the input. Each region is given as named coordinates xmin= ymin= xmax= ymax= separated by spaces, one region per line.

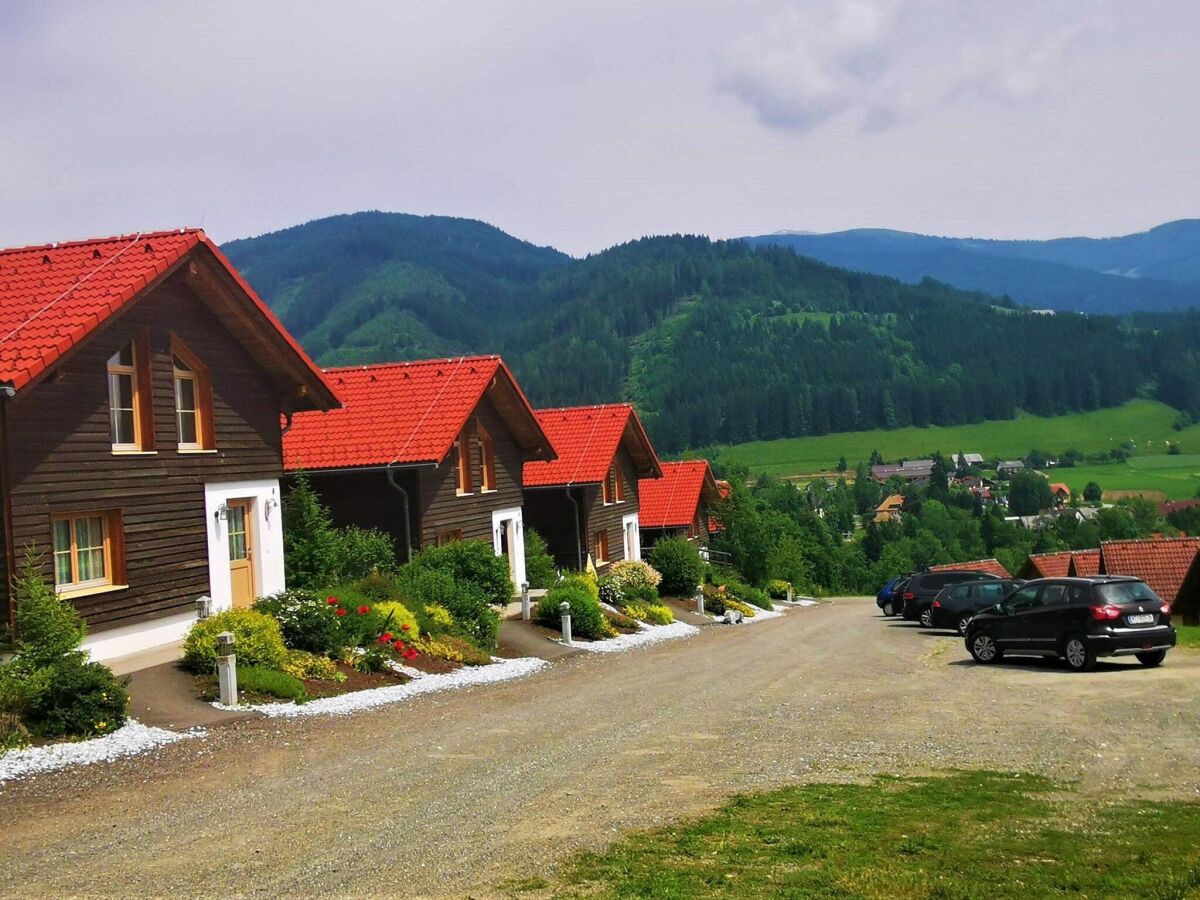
xmin=901 ymin=570 xmax=1001 ymax=620
xmin=964 ymin=576 xmax=1177 ymax=671
xmin=926 ymin=578 xmax=1025 ymax=633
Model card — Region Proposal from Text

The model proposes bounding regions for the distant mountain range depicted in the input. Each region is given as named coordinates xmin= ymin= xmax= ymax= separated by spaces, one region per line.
xmin=221 ymin=211 xmax=1200 ymax=451
xmin=743 ymin=220 xmax=1200 ymax=314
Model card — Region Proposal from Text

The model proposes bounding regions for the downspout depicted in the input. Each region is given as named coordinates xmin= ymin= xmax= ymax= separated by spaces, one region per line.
xmin=0 ymin=383 xmax=15 ymax=639
xmin=386 ymin=463 xmax=414 ymax=564
xmin=565 ymin=486 xmax=583 ymax=571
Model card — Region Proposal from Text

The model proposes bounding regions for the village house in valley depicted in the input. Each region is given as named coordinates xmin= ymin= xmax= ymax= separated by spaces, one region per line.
xmin=283 ymin=356 xmax=555 ymax=590
xmin=637 ymin=459 xmax=722 ymax=549
xmin=0 ymin=230 xmax=338 ymax=661
xmin=523 ymin=404 xmax=662 ymax=571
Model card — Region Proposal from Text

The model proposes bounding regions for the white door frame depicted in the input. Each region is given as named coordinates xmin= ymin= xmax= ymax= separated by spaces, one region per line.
xmin=492 ymin=506 xmax=526 ymax=591
xmin=622 ymin=512 xmax=641 ymax=561
xmin=204 ymin=479 xmax=286 ymax=613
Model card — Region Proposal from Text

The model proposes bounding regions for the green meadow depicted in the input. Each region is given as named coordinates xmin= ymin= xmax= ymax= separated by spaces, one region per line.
xmin=720 ymin=400 xmax=1200 ymax=498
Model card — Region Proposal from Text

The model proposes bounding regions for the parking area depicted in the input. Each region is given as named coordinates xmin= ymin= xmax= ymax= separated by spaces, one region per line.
xmin=1 ymin=598 xmax=1197 ymax=898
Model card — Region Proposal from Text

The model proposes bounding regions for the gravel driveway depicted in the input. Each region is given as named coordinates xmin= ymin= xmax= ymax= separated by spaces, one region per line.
xmin=2 ymin=598 xmax=1197 ymax=898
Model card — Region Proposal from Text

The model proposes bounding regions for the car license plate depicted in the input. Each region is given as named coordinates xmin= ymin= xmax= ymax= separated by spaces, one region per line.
xmin=1127 ymin=614 xmax=1155 ymax=625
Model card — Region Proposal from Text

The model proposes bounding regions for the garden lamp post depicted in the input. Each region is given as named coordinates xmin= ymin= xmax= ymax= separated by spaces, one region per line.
xmin=559 ymin=601 xmax=572 ymax=645
xmin=695 ymin=585 xmax=705 ymax=616
xmin=521 ymin=582 xmax=531 ymax=621
xmin=216 ymin=631 xmax=238 ymax=707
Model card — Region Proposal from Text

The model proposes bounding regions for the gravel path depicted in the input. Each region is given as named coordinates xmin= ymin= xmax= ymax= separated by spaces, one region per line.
xmin=2 ymin=598 xmax=1197 ymax=898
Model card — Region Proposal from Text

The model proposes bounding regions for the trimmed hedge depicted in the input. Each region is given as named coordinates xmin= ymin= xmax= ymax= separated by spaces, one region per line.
xmin=183 ymin=610 xmax=287 ymax=673
xmin=537 ymin=583 xmax=608 ymax=640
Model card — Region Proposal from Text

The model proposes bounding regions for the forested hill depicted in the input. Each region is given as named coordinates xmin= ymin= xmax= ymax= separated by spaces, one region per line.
xmin=744 ymin=221 xmax=1200 ymax=315
xmin=223 ymin=211 xmax=568 ymax=365
xmin=225 ymin=213 xmax=1200 ymax=453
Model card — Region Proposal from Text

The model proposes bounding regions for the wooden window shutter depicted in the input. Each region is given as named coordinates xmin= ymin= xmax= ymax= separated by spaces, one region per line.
xmin=133 ymin=331 xmax=155 ymax=449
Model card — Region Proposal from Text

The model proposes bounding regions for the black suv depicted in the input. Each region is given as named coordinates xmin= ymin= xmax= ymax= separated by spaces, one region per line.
xmin=964 ymin=576 xmax=1176 ymax=671
xmin=901 ymin=570 xmax=1001 ymax=621
xmin=927 ymin=578 xmax=1025 ymax=633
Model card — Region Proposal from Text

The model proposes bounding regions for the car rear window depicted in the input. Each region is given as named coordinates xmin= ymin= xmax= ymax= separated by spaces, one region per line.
xmin=976 ymin=583 xmax=1006 ymax=601
xmin=1095 ymin=582 xmax=1163 ymax=605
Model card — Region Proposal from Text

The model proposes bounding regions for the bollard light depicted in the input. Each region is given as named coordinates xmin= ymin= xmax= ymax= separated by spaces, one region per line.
xmin=215 ymin=631 xmax=238 ymax=707
xmin=195 ymin=595 xmax=213 ymax=620
xmin=559 ymin=600 xmax=573 ymax=645
xmin=695 ymin=585 xmax=705 ymax=615
xmin=521 ymin=581 xmax=531 ymax=621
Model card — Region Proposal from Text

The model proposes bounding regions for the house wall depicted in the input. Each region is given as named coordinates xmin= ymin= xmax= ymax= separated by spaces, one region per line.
xmin=1 ymin=273 xmax=286 ymax=642
xmin=525 ymin=447 xmax=643 ymax=572
xmin=306 ymin=468 xmax=422 ymax=561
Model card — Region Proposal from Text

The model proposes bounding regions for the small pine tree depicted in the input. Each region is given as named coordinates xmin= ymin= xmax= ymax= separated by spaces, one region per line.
xmin=13 ymin=546 xmax=86 ymax=667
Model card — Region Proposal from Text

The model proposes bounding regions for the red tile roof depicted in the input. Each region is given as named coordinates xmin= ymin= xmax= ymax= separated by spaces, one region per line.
xmin=1049 ymin=482 xmax=1071 ymax=496
xmin=284 ymin=356 xmax=551 ymax=471
xmin=524 ymin=404 xmax=661 ymax=488
xmin=708 ymin=479 xmax=732 ymax=533
xmin=1068 ymin=549 xmax=1101 ymax=577
xmin=1098 ymin=537 xmax=1200 ymax=602
xmin=0 ymin=229 xmax=335 ymax=406
xmin=929 ymin=558 xmax=1012 ymax=578
xmin=638 ymin=460 xmax=720 ymax=529
xmin=1022 ymin=551 xmax=1074 ymax=579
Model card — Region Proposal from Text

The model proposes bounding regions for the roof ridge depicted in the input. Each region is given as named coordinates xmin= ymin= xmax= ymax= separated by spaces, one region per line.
xmin=1102 ymin=536 xmax=1200 ymax=545
xmin=323 ymin=355 xmax=501 ymax=375
xmin=0 ymin=228 xmax=202 ymax=256
xmin=538 ymin=402 xmax=632 ymax=415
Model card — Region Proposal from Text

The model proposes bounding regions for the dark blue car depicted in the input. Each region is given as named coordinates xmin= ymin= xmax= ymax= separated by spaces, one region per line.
xmin=876 ymin=576 xmax=906 ymax=617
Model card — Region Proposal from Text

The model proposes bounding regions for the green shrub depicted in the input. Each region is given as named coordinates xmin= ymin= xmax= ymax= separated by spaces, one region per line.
xmin=373 ymin=601 xmax=420 ymax=641
xmin=598 ymin=576 xmax=624 ymax=608
xmin=524 ymin=528 xmax=557 ymax=590
xmin=13 ymin=548 xmax=86 ymax=667
xmin=621 ymin=582 xmax=660 ymax=605
xmin=640 ymin=604 xmax=675 ymax=626
xmin=423 ymin=603 xmax=454 ymax=630
xmin=253 ymin=589 xmax=343 ymax=654
xmin=353 ymin=571 xmax=402 ymax=602
xmin=283 ymin=472 xmax=396 ymax=589
xmin=421 ymin=634 xmax=493 ymax=666
xmin=536 ymin=583 xmax=607 ymax=640
xmin=411 ymin=541 xmax=513 ymax=606
xmin=723 ymin=597 xmax=757 ymax=618
xmin=23 ymin=655 xmax=129 ymax=739
xmin=608 ymin=560 xmax=662 ymax=590
xmin=183 ymin=610 xmax=287 ymax=673
xmin=723 ymin=576 xmax=773 ymax=610
xmin=767 ymin=579 xmax=792 ymax=600
xmin=701 ymin=584 xmax=726 ymax=615
xmin=394 ymin=565 xmax=500 ymax=650
xmin=648 ymin=538 xmax=705 ymax=596
xmin=337 ymin=526 xmax=396 ymax=582
xmin=561 ymin=572 xmax=599 ymax=601
xmin=280 ymin=649 xmax=345 ymax=683
xmin=603 ymin=607 xmax=639 ymax=630
xmin=237 ymin=666 xmax=309 ymax=703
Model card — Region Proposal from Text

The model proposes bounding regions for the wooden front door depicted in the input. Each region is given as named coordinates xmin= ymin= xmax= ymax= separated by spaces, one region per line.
xmin=227 ymin=499 xmax=255 ymax=608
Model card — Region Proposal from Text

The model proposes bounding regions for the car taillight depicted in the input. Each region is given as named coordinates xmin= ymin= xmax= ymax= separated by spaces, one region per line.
xmin=904 ymin=592 xmax=915 ymax=601
xmin=1089 ymin=604 xmax=1123 ymax=621
xmin=932 ymin=600 xmax=941 ymax=608
xmin=1161 ymin=602 xmax=1171 ymax=616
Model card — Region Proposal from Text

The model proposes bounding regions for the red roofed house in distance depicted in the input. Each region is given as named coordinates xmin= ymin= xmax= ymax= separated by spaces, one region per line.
xmin=637 ymin=459 xmax=722 ymax=550
xmin=0 ymin=230 xmax=338 ymax=662
xmin=523 ymin=404 xmax=662 ymax=571
xmin=283 ymin=356 xmax=555 ymax=591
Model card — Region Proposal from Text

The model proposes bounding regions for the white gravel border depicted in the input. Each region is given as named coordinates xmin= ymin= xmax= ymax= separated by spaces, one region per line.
xmin=228 ymin=655 xmax=549 ymax=718
xmin=568 ymin=620 xmax=698 ymax=652
xmin=0 ymin=720 xmax=205 ymax=785
xmin=712 ymin=605 xmax=787 ymax=624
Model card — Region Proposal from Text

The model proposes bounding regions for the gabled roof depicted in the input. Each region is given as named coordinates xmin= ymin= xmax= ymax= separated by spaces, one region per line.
xmin=284 ymin=356 xmax=552 ymax=471
xmin=524 ymin=403 xmax=661 ymax=488
xmin=0 ymin=229 xmax=336 ymax=409
xmin=1068 ymin=549 xmax=1101 ymax=577
xmin=1049 ymin=483 xmax=1071 ymax=496
xmin=638 ymin=460 xmax=721 ymax=529
xmin=929 ymin=558 xmax=1012 ymax=578
xmin=1021 ymin=551 xmax=1074 ymax=579
xmin=1098 ymin=537 xmax=1200 ymax=602
xmin=876 ymin=494 xmax=905 ymax=512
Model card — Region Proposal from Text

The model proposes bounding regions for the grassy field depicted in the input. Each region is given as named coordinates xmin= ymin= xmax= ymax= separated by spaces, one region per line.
xmin=1051 ymin=456 xmax=1200 ymax=501
xmin=509 ymin=771 xmax=1200 ymax=898
xmin=1177 ymin=625 xmax=1200 ymax=649
xmin=721 ymin=399 xmax=1200 ymax=484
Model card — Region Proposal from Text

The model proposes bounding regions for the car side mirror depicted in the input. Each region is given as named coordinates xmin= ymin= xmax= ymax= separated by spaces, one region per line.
xmin=994 ymin=603 xmax=1005 ymax=614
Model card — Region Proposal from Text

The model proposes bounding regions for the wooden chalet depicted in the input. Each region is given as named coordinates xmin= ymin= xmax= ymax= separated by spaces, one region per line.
xmin=637 ymin=459 xmax=722 ymax=548
xmin=283 ymin=356 xmax=554 ymax=591
xmin=0 ymin=230 xmax=338 ymax=661
xmin=523 ymin=404 xmax=662 ymax=571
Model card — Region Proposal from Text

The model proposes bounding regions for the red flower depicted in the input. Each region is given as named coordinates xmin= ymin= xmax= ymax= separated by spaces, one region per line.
xmin=335 ymin=608 xmax=348 ymax=617
xmin=326 ymin=597 xmax=339 ymax=605
xmin=356 ymin=605 xmax=370 ymax=615
xmin=400 ymin=623 xmax=411 ymax=632
xmin=403 ymin=647 xmax=419 ymax=661
xmin=380 ymin=632 xmax=394 ymax=642
xmin=393 ymin=640 xmax=406 ymax=651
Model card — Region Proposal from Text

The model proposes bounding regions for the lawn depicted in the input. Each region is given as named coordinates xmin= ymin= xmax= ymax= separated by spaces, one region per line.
xmin=720 ymin=399 xmax=1199 ymax=478
xmin=509 ymin=771 xmax=1200 ymax=898
xmin=1052 ymin=459 xmax=1200 ymax=501
xmin=1177 ymin=625 xmax=1200 ymax=649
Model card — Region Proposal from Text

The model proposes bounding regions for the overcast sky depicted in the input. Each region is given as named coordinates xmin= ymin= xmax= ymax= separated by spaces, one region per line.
xmin=2 ymin=0 xmax=1197 ymax=255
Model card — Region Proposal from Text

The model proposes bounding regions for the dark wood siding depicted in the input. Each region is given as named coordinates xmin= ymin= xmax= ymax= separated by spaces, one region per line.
xmin=1 ymin=272 xmax=286 ymax=631
xmin=524 ymin=447 xmax=642 ymax=572
xmin=301 ymin=393 xmax=531 ymax=559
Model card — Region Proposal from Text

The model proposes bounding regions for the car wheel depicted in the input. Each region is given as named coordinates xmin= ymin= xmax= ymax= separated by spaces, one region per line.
xmin=918 ymin=607 xmax=934 ymax=628
xmin=882 ymin=600 xmax=895 ymax=617
xmin=957 ymin=615 xmax=972 ymax=636
xmin=969 ymin=632 xmax=1002 ymax=664
xmin=1063 ymin=635 xmax=1097 ymax=672
xmin=1136 ymin=649 xmax=1167 ymax=667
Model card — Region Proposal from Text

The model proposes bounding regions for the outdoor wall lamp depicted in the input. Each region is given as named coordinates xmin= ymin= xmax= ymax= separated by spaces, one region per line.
xmin=214 ymin=502 xmax=230 ymax=522
xmin=264 ymin=496 xmax=279 ymax=522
